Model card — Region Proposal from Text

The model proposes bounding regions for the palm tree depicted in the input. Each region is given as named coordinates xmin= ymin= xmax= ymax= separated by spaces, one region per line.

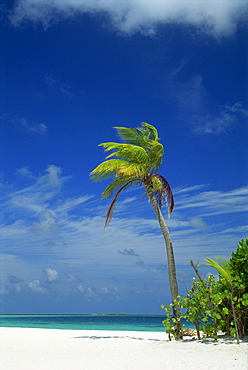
xmin=90 ymin=122 xmax=182 ymax=338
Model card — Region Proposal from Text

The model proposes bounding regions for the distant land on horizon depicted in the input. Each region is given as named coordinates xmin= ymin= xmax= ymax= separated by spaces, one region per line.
xmin=0 ymin=313 xmax=163 ymax=316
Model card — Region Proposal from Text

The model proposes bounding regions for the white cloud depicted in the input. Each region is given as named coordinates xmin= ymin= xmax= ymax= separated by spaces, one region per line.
xmin=31 ymin=210 xmax=60 ymax=235
xmin=0 ymin=220 xmax=28 ymax=238
xmin=1 ymin=166 xmax=247 ymax=309
xmin=224 ymin=102 xmax=248 ymax=117
xmin=12 ymin=117 xmax=47 ymax=135
xmin=8 ymin=0 xmax=247 ymax=37
xmin=15 ymin=283 xmax=22 ymax=292
xmin=0 ymin=287 xmax=9 ymax=295
xmin=66 ymin=272 xmax=77 ymax=282
xmin=44 ymin=267 xmax=59 ymax=282
xmin=100 ymin=286 xmax=111 ymax=294
xmin=191 ymin=102 xmax=248 ymax=135
xmin=77 ymin=285 xmax=96 ymax=297
xmin=175 ymin=186 xmax=248 ymax=216
xmin=16 ymin=166 xmax=35 ymax=179
xmin=42 ymin=165 xmax=63 ymax=188
xmin=5 ymin=165 xmax=70 ymax=219
xmin=189 ymin=217 xmax=210 ymax=231
xmin=175 ymin=185 xmax=206 ymax=194
xmin=77 ymin=284 xmax=85 ymax=293
xmin=56 ymin=196 xmax=94 ymax=213
xmin=28 ymin=279 xmax=46 ymax=293
xmin=85 ymin=287 xmax=95 ymax=297
xmin=192 ymin=112 xmax=236 ymax=134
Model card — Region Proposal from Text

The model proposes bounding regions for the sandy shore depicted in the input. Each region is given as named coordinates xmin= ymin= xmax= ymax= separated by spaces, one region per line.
xmin=0 ymin=328 xmax=247 ymax=370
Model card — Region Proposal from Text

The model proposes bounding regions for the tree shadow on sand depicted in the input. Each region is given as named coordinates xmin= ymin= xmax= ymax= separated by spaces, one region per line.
xmin=73 ymin=335 xmax=163 ymax=342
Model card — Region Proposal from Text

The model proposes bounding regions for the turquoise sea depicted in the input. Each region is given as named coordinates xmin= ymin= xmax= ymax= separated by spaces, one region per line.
xmin=0 ymin=315 xmax=194 ymax=332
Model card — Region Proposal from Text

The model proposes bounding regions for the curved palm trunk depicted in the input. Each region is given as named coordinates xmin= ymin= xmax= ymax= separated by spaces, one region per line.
xmin=145 ymin=183 xmax=182 ymax=339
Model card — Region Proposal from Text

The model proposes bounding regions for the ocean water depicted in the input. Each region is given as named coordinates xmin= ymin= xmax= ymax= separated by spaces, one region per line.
xmin=0 ymin=315 xmax=194 ymax=332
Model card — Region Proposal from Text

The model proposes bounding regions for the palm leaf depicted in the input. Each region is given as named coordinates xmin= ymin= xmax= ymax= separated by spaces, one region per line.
xmin=151 ymin=174 xmax=174 ymax=216
xmin=147 ymin=140 xmax=164 ymax=166
xmin=151 ymin=176 xmax=163 ymax=192
xmin=140 ymin=122 xmax=159 ymax=141
xmin=114 ymin=127 xmax=143 ymax=145
xmin=117 ymin=162 xmax=149 ymax=177
xmin=104 ymin=181 xmax=142 ymax=228
xmin=202 ymin=257 xmax=232 ymax=283
xmin=90 ymin=122 xmax=175 ymax=225
xmin=101 ymin=177 xmax=141 ymax=198
xmin=90 ymin=159 xmax=128 ymax=181
xmin=114 ymin=123 xmax=159 ymax=147
xmin=101 ymin=143 xmax=149 ymax=164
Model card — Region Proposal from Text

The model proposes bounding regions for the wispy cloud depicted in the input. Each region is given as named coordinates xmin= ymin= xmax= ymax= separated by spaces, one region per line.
xmin=174 ymin=185 xmax=248 ymax=216
xmin=191 ymin=102 xmax=248 ymax=134
xmin=6 ymin=166 xmax=67 ymax=217
xmin=44 ymin=73 xmax=73 ymax=98
xmin=0 ymin=287 xmax=9 ymax=295
xmin=173 ymin=74 xmax=206 ymax=114
xmin=42 ymin=165 xmax=64 ymax=188
xmin=8 ymin=0 xmax=247 ymax=38
xmin=1 ymin=166 xmax=247 ymax=309
xmin=224 ymin=102 xmax=248 ymax=117
xmin=11 ymin=117 xmax=47 ymax=135
xmin=191 ymin=112 xmax=236 ymax=134
xmin=188 ymin=217 xmax=210 ymax=232
xmin=31 ymin=210 xmax=60 ymax=235
xmin=156 ymin=58 xmax=207 ymax=118
xmin=16 ymin=167 xmax=35 ymax=180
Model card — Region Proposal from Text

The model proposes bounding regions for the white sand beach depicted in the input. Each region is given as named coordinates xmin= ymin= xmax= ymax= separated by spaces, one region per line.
xmin=0 ymin=327 xmax=247 ymax=370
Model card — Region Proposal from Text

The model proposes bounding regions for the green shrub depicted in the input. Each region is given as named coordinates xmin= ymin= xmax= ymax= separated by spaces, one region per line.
xmin=161 ymin=239 xmax=248 ymax=343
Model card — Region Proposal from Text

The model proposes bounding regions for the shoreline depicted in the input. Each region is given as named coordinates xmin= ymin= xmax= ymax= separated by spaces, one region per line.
xmin=1 ymin=327 xmax=247 ymax=369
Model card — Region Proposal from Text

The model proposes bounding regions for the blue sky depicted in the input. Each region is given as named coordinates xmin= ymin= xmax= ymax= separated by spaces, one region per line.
xmin=1 ymin=0 xmax=248 ymax=314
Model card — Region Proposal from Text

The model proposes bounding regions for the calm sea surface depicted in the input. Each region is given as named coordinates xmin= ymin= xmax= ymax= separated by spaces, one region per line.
xmin=0 ymin=315 xmax=193 ymax=332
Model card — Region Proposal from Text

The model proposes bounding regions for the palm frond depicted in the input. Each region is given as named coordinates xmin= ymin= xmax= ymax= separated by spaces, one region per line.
xmin=117 ymin=162 xmax=148 ymax=177
xmin=90 ymin=123 xmax=174 ymax=227
xmin=147 ymin=140 xmax=164 ymax=167
xmin=151 ymin=174 xmax=174 ymax=216
xmin=202 ymin=257 xmax=232 ymax=284
xmin=214 ymin=256 xmax=230 ymax=269
xmin=150 ymin=176 xmax=163 ymax=192
xmin=101 ymin=143 xmax=149 ymax=164
xmin=150 ymin=177 xmax=163 ymax=209
xmin=90 ymin=159 xmax=128 ymax=181
xmin=140 ymin=122 xmax=160 ymax=141
xmin=114 ymin=123 xmax=160 ymax=147
xmin=99 ymin=142 xmax=123 ymax=152
xmin=101 ymin=177 xmax=140 ymax=198
xmin=104 ymin=180 xmax=142 ymax=228
xmin=114 ymin=127 xmax=143 ymax=145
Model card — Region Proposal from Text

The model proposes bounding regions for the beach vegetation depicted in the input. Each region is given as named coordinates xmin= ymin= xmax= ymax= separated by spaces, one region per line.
xmin=161 ymin=238 xmax=248 ymax=343
xmin=90 ymin=122 xmax=182 ymax=338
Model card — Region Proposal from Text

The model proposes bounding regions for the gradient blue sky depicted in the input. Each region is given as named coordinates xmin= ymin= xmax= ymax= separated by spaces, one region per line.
xmin=1 ymin=0 xmax=248 ymax=314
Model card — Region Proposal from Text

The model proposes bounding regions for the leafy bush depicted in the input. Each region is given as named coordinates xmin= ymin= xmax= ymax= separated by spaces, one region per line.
xmin=161 ymin=238 xmax=248 ymax=343
xmin=229 ymin=238 xmax=248 ymax=287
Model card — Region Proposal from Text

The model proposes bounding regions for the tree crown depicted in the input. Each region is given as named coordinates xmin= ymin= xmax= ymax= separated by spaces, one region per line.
xmin=90 ymin=122 xmax=174 ymax=226
xmin=90 ymin=122 xmax=164 ymax=186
